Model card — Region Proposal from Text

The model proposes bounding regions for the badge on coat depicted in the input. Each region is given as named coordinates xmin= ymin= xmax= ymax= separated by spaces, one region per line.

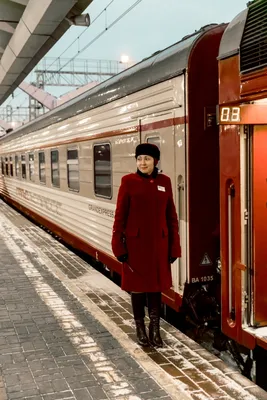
xmin=157 ymin=185 xmax=166 ymax=192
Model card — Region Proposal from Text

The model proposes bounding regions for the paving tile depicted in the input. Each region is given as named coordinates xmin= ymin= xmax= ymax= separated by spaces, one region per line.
xmin=180 ymin=367 xmax=209 ymax=384
xmin=87 ymin=386 xmax=108 ymax=399
xmin=247 ymin=386 xmax=267 ymax=398
xmin=160 ymin=363 xmax=184 ymax=377
xmin=148 ymin=352 xmax=169 ymax=365
xmin=209 ymin=359 xmax=237 ymax=373
xmin=175 ymin=375 xmax=201 ymax=392
xmin=73 ymin=388 xmax=93 ymax=400
xmin=190 ymin=391 xmax=213 ymax=400
xmin=198 ymin=380 xmax=229 ymax=399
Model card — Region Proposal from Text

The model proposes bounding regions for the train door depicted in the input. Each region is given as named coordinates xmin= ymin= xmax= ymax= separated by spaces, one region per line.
xmin=140 ymin=110 xmax=187 ymax=307
xmin=242 ymin=125 xmax=267 ymax=327
xmin=174 ymin=109 xmax=188 ymax=295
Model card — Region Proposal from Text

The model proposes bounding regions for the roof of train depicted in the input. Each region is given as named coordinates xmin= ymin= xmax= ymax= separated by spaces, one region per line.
xmin=219 ymin=1 xmax=266 ymax=75
xmin=218 ymin=8 xmax=248 ymax=60
xmin=1 ymin=23 xmax=220 ymax=142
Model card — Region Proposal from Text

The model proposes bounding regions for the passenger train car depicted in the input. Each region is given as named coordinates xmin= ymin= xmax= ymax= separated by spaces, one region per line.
xmin=0 ymin=23 xmax=225 ymax=307
xmin=1 ymin=0 xmax=267 ymax=389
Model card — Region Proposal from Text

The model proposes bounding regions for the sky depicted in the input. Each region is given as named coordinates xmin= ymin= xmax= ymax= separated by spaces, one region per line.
xmin=1 ymin=0 xmax=248 ymax=121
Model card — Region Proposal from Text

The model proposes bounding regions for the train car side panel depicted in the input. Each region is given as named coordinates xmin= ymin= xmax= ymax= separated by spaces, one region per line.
xmin=252 ymin=124 xmax=267 ymax=326
xmin=187 ymin=25 xmax=225 ymax=284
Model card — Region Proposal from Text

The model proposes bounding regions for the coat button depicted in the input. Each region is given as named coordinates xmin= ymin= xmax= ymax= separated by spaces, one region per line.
xmin=150 ymin=180 xmax=154 ymax=183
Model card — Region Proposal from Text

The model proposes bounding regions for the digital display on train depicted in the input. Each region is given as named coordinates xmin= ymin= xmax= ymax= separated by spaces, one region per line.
xmin=218 ymin=104 xmax=267 ymax=125
xmin=219 ymin=107 xmax=241 ymax=123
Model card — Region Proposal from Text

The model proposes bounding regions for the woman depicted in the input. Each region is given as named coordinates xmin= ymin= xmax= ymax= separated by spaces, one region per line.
xmin=111 ymin=143 xmax=181 ymax=347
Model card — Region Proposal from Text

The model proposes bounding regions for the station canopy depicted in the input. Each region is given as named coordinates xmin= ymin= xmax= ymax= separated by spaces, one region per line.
xmin=0 ymin=0 xmax=93 ymax=106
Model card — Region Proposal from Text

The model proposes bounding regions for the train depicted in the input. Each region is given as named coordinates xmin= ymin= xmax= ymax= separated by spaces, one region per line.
xmin=1 ymin=0 xmax=267 ymax=389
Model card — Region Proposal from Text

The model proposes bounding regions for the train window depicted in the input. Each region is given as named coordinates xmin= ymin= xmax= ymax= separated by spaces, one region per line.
xmin=51 ymin=150 xmax=60 ymax=187
xmin=29 ymin=153 xmax=34 ymax=181
xmin=15 ymin=155 xmax=19 ymax=177
xmin=5 ymin=157 xmax=9 ymax=175
xmin=93 ymin=143 xmax=112 ymax=199
xmin=147 ymin=136 xmax=161 ymax=170
xmin=5 ymin=157 xmax=8 ymax=175
xmin=9 ymin=156 xmax=13 ymax=177
xmin=39 ymin=152 xmax=46 ymax=183
xmin=21 ymin=155 xmax=26 ymax=179
xmin=67 ymin=149 xmax=79 ymax=191
xmin=1 ymin=158 xmax=4 ymax=175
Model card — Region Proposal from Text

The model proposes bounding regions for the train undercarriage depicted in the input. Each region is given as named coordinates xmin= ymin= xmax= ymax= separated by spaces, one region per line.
xmin=175 ymin=276 xmax=267 ymax=391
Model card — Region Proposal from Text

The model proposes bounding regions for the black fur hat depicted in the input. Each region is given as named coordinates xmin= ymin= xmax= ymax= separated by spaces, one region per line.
xmin=135 ymin=143 xmax=160 ymax=160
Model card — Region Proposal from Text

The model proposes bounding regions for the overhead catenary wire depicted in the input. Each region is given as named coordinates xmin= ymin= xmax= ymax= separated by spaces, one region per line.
xmin=45 ymin=0 xmax=116 ymax=71
xmin=16 ymin=0 xmax=144 ymax=110
xmin=8 ymin=0 xmax=116 ymax=110
xmin=53 ymin=0 xmax=143 ymax=76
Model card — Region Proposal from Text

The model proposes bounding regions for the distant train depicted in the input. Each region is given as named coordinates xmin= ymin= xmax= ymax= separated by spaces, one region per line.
xmin=1 ymin=0 xmax=267 ymax=389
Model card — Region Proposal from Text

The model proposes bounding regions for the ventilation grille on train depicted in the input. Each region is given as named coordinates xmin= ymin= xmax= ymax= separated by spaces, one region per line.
xmin=240 ymin=0 xmax=267 ymax=73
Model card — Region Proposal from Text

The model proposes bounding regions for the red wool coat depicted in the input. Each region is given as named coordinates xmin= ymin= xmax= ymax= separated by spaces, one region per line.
xmin=112 ymin=172 xmax=181 ymax=292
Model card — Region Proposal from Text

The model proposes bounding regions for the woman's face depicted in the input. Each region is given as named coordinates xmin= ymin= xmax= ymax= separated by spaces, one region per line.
xmin=136 ymin=155 xmax=154 ymax=175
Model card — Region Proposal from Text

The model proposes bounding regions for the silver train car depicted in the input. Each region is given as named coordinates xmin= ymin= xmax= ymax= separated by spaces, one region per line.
xmin=0 ymin=23 xmax=225 ymax=312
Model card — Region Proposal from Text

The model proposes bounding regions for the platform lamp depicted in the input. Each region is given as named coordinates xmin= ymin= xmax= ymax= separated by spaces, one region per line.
xmin=120 ymin=55 xmax=130 ymax=70
xmin=120 ymin=55 xmax=129 ymax=64
xmin=65 ymin=13 xmax=90 ymax=27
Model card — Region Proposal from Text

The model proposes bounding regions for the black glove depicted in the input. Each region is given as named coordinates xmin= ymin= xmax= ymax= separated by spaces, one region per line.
xmin=169 ymin=257 xmax=177 ymax=264
xmin=117 ymin=254 xmax=128 ymax=263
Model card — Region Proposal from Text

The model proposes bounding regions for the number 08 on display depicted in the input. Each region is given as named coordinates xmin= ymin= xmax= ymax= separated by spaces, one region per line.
xmin=220 ymin=106 xmax=241 ymax=123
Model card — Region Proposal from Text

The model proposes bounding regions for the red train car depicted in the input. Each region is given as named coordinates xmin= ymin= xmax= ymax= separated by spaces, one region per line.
xmin=218 ymin=0 xmax=267 ymax=387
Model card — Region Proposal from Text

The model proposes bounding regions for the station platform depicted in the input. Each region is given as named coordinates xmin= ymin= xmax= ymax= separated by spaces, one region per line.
xmin=0 ymin=200 xmax=267 ymax=400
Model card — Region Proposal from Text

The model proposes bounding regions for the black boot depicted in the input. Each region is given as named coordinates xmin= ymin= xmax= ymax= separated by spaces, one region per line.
xmin=147 ymin=292 xmax=163 ymax=347
xmin=131 ymin=293 xmax=149 ymax=347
